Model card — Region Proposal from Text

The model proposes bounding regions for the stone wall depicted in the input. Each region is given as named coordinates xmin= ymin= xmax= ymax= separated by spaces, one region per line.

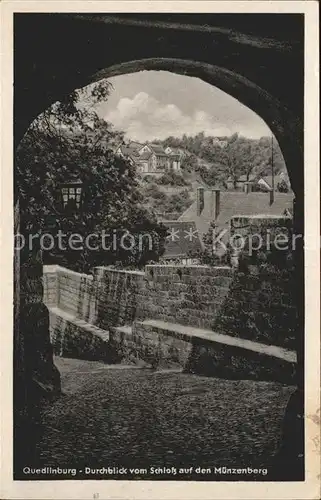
xmin=43 ymin=215 xmax=297 ymax=352
xmin=43 ymin=266 xmax=58 ymax=309
xmin=56 ymin=267 xmax=94 ymax=321
xmin=137 ymin=265 xmax=233 ymax=329
xmin=43 ymin=265 xmax=234 ymax=332
xmin=214 ymin=215 xmax=297 ymax=349
xmin=128 ymin=321 xmax=295 ymax=384
xmin=44 ymin=261 xmax=296 ymax=351
xmin=93 ymin=267 xmax=146 ymax=329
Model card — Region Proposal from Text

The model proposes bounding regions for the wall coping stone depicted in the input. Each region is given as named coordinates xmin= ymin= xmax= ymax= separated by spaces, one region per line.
xmin=231 ymin=215 xmax=292 ymax=220
xmin=45 ymin=264 xmax=232 ymax=274
xmin=146 ymin=264 xmax=231 ymax=269
xmin=94 ymin=266 xmax=145 ymax=276
xmin=49 ymin=306 xmax=110 ymax=342
xmin=44 ymin=265 xmax=93 ymax=280
xmin=137 ymin=319 xmax=297 ymax=364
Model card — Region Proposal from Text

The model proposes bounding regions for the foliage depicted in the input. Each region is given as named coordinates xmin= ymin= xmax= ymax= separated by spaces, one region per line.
xmin=180 ymin=154 xmax=198 ymax=173
xmin=165 ymin=189 xmax=192 ymax=213
xmin=158 ymin=170 xmax=190 ymax=186
xmin=16 ymin=81 xmax=166 ymax=272
xmin=142 ymin=182 xmax=192 ymax=216
xmin=277 ymin=178 xmax=290 ymax=193
xmin=187 ymin=221 xmax=230 ymax=266
xmin=156 ymin=133 xmax=287 ymax=188
xmin=143 ymin=182 xmax=167 ymax=200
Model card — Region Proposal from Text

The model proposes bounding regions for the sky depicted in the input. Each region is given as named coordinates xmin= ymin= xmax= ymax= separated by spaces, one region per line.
xmin=95 ymin=70 xmax=271 ymax=142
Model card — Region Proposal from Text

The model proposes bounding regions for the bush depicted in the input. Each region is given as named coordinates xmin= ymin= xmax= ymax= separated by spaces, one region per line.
xmin=144 ymin=183 xmax=166 ymax=200
xmin=277 ymin=179 xmax=290 ymax=193
xmin=159 ymin=171 xmax=189 ymax=186
xmin=165 ymin=189 xmax=192 ymax=213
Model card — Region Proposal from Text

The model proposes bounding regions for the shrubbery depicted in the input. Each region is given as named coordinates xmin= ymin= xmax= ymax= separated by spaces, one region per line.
xmin=158 ymin=171 xmax=190 ymax=186
xmin=16 ymin=82 xmax=167 ymax=273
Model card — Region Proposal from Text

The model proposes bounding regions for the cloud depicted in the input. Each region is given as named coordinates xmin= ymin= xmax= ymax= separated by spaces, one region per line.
xmin=104 ymin=91 xmax=251 ymax=141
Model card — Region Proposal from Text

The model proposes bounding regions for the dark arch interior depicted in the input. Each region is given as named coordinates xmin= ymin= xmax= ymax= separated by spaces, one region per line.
xmin=13 ymin=14 xmax=305 ymax=480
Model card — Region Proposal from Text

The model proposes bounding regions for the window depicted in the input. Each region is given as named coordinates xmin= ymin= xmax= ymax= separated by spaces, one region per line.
xmin=62 ymin=186 xmax=82 ymax=209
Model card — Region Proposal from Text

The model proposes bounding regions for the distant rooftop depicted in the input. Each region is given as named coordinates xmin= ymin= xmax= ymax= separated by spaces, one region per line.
xmin=128 ymin=141 xmax=144 ymax=149
xmin=160 ymin=220 xmax=203 ymax=259
xmin=148 ymin=144 xmax=168 ymax=156
xmin=138 ymin=151 xmax=153 ymax=160
xmin=179 ymin=190 xmax=294 ymax=243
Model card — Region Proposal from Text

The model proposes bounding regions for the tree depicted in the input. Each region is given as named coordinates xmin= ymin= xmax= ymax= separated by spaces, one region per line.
xmin=277 ymin=178 xmax=290 ymax=193
xmin=187 ymin=221 xmax=230 ymax=266
xmin=157 ymin=131 xmax=287 ymax=188
xmin=16 ymin=81 xmax=166 ymax=272
xmin=181 ymin=153 xmax=198 ymax=173
xmin=218 ymin=141 xmax=244 ymax=189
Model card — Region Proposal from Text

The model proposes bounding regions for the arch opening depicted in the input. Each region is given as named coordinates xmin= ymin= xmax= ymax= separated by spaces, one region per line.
xmin=81 ymin=57 xmax=301 ymax=195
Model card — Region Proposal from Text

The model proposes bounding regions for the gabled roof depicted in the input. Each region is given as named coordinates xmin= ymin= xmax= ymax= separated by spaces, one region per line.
xmin=260 ymin=174 xmax=285 ymax=188
xmin=227 ymin=172 xmax=288 ymax=187
xmin=128 ymin=141 xmax=144 ymax=149
xmin=179 ymin=191 xmax=294 ymax=243
xmin=148 ymin=143 xmax=168 ymax=156
xmin=227 ymin=174 xmax=257 ymax=182
xmin=137 ymin=151 xmax=153 ymax=160
xmin=117 ymin=145 xmax=140 ymax=157
xmin=160 ymin=220 xmax=203 ymax=259
xmin=166 ymin=146 xmax=184 ymax=156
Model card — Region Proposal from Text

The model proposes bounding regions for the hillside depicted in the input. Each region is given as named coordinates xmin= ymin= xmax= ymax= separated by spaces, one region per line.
xmin=140 ymin=170 xmax=205 ymax=220
xmin=139 ymin=133 xmax=290 ymax=219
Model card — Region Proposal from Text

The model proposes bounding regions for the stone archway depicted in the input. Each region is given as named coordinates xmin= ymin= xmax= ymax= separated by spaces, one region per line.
xmin=14 ymin=14 xmax=304 ymax=474
xmin=14 ymin=14 xmax=304 ymax=197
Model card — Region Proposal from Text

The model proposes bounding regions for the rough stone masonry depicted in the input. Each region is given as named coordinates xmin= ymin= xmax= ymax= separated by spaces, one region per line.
xmin=43 ymin=216 xmax=297 ymax=382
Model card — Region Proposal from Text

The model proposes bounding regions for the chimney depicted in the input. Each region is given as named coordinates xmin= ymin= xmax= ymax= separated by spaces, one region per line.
xmin=269 ymin=189 xmax=274 ymax=205
xmin=211 ymin=188 xmax=221 ymax=220
xmin=196 ymin=187 xmax=204 ymax=216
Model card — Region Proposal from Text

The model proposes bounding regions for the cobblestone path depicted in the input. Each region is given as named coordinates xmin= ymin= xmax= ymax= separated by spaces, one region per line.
xmin=34 ymin=357 xmax=295 ymax=480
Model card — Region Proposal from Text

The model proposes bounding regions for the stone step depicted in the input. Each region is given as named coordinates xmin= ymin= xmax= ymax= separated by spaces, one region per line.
xmin=136 ymin=319 xmax=297 ymax=363
xmin=47 ymin=306 xmax=296 ymax=382
xmin=132 ymin=319 xmax=297 ymax=383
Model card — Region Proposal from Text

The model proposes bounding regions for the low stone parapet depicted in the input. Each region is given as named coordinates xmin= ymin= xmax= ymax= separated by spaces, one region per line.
xmin=131 ymin=319 xmax=296 ymax=383
xmin=48 ymin=303 xmax=296 ymax=383
xmin=49 ymin=307 xmax=110 ymax=361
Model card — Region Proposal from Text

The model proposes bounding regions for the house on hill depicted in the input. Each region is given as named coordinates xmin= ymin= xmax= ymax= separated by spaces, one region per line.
xmin=227 ymin=171 xmax=291 ymax=192
xmin=212 ymin=137 xmax=228 ymax=148
xmin=115 ymin=142 xmax=182 ymax=175
xmin=138 ymin=143 xmax=170 ymax=172
xmin=226 ymin=174 xmax=257 ymax=191
xmin=114 ymin=143 xmax=142 ymax=165
xmin=179 ymin=187 xmax=294 ymax=254
xmin=164 ymin=146 xmax=183 ymax=171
